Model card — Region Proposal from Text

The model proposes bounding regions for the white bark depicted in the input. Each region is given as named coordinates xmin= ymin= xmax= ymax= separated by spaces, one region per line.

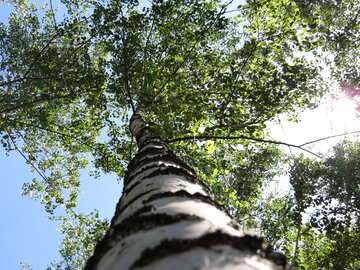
xmin=84 ymin=110 xmax=288 ymax=270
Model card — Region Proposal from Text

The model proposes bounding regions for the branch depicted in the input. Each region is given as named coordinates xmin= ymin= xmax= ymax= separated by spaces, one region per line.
xmin=120 ymin=11 xmax=136 ymax=113
xmin=4 ymin=16 xmax=91 ymax=90
xmin=1 ymin=35 xmax=98 ymax=116
xmin=165 ymin=134 xmax=321 ymax=158
xmin=8 ymin=120 xmax=126 ymax=164
xmin=0 ymin=30 xmax=92 ymax=90
xmin=49 ymin=0 xmax=58 ymax=29
xmin=1 ymin=96 xmax=50 ymax=115
xmin=23 ymin=15 xmax=91 ymax=77
xmin=172 ymin=121 xmax=258 ymax=137
xmin=224 ymin=9 xmax=242 ymax=14
xmin=10 ymin=120 xmax=95 ymax=150
xmin=215 ymin=38 xmax=257 ymax=118
xmin=5 ymin=129 xmax=48 ymax=181
xmin=0 ymin=77 xmax=52 ymax=88
xmin=0 ymin=93 xmax=74 ymax=115
xmin=299 ymin=130 xmax=360 ymax=147
xmin=22 ymin=29 xmax=64 ymax=80
xmin=141 ymin=12 xmax=156 ymax=95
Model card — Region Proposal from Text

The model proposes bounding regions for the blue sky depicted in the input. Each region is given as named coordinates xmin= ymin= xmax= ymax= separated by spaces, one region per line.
xmin=0 ymin=2 xmax=121 ymax=269
xmin=0 ymin=148 xmax=62 ymax=269
xmin=0 ymin=148 xmax=121 ymax=270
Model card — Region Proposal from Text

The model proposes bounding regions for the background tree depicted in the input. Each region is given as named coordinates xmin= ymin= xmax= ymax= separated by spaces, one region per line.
xmin=258 ymin=140 xmax=360 ymax=269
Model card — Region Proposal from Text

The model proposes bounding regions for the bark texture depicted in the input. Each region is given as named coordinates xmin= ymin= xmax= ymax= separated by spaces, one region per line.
xmin=84 ymin=110 xmax=289 ymax=270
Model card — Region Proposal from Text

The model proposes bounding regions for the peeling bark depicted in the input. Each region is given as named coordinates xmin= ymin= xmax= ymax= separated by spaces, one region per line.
xmin=84 ymin=110 xmax=291 ymax=270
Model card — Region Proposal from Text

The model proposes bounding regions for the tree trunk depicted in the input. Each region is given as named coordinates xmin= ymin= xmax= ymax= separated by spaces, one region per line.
xmin=84 ymin=109 xmax=287 ymax=270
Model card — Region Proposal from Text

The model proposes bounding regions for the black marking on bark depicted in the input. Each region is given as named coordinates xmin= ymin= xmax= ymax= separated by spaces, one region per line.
xmin=261 ymin=245 xmax=290 ymax=269
xmin=131 ymin=230 xmax=265 ymax=269
xmin=125 ymin=164 xmax=200 ymax=196
xmin=124 ymin=149 xmax=196 ymax=184
xmin=143 ymin=189 xmax=231 ymax=219
xmin=123 ymin=175 xmax=157 ymax=197
xmin=144 ymin=166 xmax=194 ymax=181
xmin=228 ymin=220 xmax=242 ymax=231
xmin=138 ymin=143 xmax=167 ymax=156
xmin=119 ymin=176 xmax=216 ymax=220
xmin=114 ymin=188 xmax=158 ymax=220
xmin=131 ymin=204 xmax=155 ymax=218
xmin=140 ymin=144 xmax=167 ymax=155
xmin=125 ymin=151 xmax=197 ymax=186
xmin=143 ymin=136 xmax=162 ymax=147
xmin=85 ymin=205 xmax=155 ymax=270
xmin=111 ymin=204 xmax=154 ymax=227
xmin=124 ymin=139 xmax=165 ymax=181
xmin=124 ymin=179 xmax=142 ymax=196
xmin=84 ymin=210 xmax=201 ymax=270
xmin=134 ymin=126 xmax=148 ymax=144
xmin=124 ymin=137 xmax=213 ymax=198
xmin=135 ymin=147 xmax=165 ymax=163
xmin=115 ymin=213 xmax=201 ymax=243
xmin=126 ymin=158 xmax=189 ymax=187
xmin=139 ymin=137 xmax=166 ymax=149
xmin=145 ymin=167 xmax=213 ymax=196
xmin=123 ymin=177 xmax=148 ymax=196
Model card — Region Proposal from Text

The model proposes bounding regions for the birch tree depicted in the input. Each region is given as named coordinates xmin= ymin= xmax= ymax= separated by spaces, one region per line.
xmin=83 ymin=108 xmax=288 ymax=269
xmin=1 ymin=0 xmax=359 ymax=268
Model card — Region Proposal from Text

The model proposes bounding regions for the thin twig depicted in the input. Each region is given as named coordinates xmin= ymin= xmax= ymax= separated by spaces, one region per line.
xmin=2 ymin=88 xmax=72 ymax=117
xmin=1 ymin=35 xmax=97 ymax=116
xmin=215 ymin=37 xmax=257 ymax=119
xmin=120 ymin=11 xmax=136 ymax=113
xmin=141 ymin=12 xmax=156 ymax=95
xmin=0 ymin=31 xmax=92 ymax=90
xmin=9 ymin=16 xmax=91 ymax=90
xmin=11 ymin=120 xmax=94 ymax=149
xmin=22 ymin=30 xmax=62 ymax=80
xmin=224 ymin=9 xmax=242 ymax=14
xmin=5 ymin=129 xmax=48 ymax=181
xmin=299 ymin=130 xmax=360 ymax=147
xmin=49 ymin=0 xmax=58 ymax=29
xmin=0 ymin=94 xmax=59 ymax=115
xmin=10 ymin=120 xmax=127 ymax=165
xmin=0 ymin=77 xmax=51 ymax=88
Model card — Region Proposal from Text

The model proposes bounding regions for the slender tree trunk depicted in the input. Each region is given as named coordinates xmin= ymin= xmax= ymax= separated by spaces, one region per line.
xmin=84 ymin=109 xmax=287 ymax=270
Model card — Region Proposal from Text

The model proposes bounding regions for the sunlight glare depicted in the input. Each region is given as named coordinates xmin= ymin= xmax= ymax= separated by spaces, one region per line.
xmin=329 ymin=94 xmax=359 ymax=132
xmin=269 ymin=90 xmax=360 ymax=156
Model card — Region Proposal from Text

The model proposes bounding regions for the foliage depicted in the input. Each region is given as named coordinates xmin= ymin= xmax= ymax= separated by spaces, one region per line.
xmin=294 ymin=0 xmax=360 ymax=89
xmin=55 ymin=210 xmax=109 ymax=270
xmin=259 ymin=140 xmax=360 ymax=269
xmin=1 ymin=0 xmax=360 ymax=268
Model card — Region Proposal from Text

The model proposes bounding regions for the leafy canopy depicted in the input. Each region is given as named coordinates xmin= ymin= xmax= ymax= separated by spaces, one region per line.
xmin=258 ymin=140 xmax=360 ymax=269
